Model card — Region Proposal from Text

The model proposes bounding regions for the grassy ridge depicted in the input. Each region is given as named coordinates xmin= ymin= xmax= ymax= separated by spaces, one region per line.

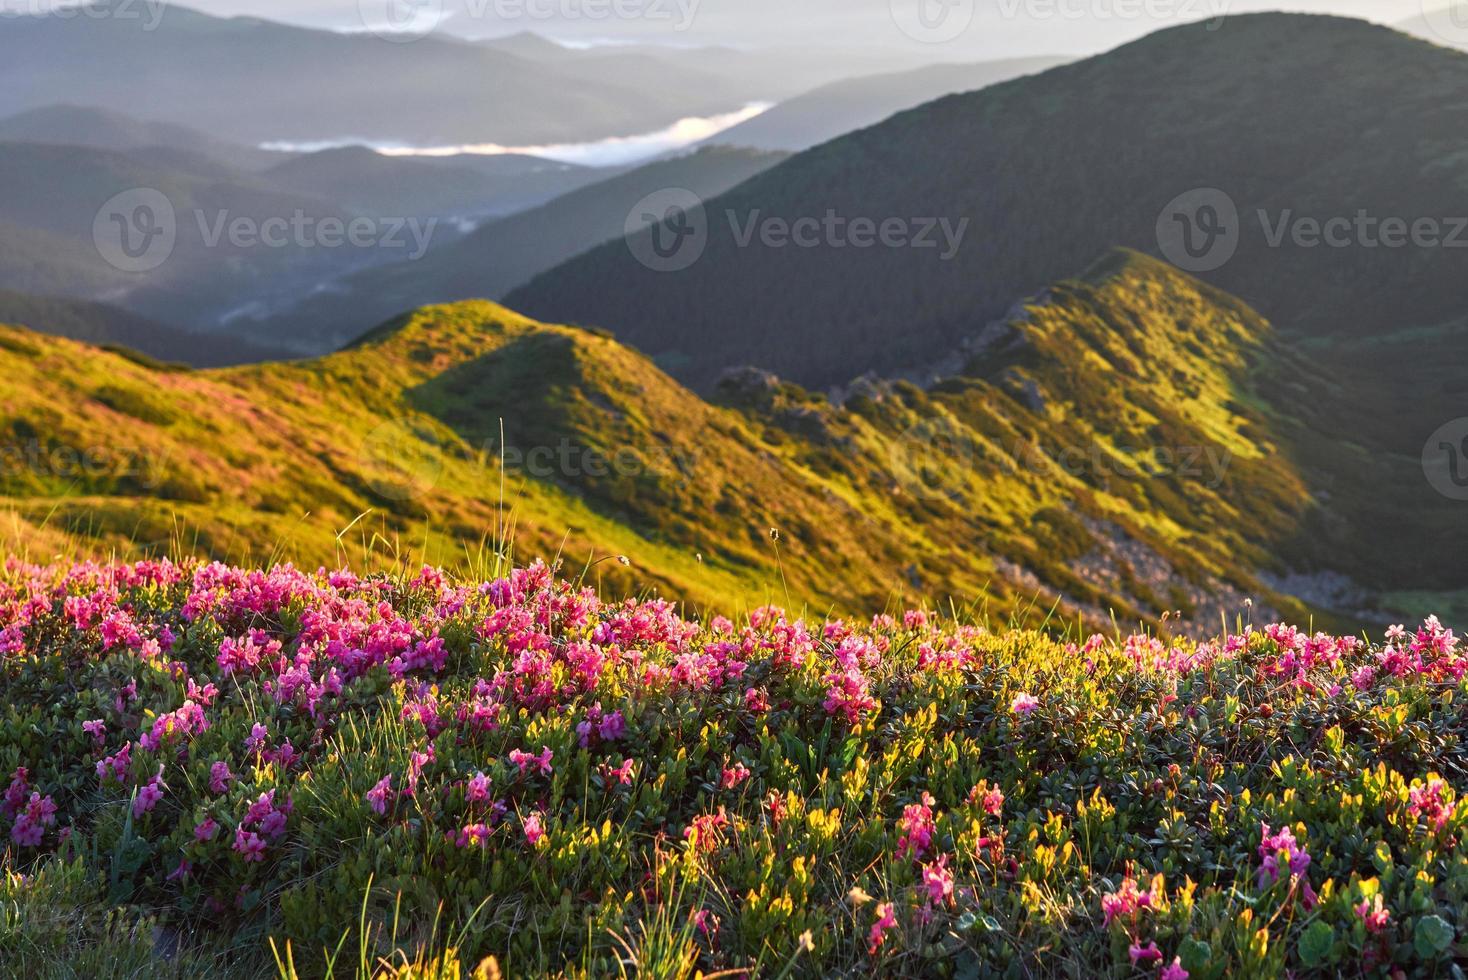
xmin=0 ymin=250 xmax=1417 ymax=627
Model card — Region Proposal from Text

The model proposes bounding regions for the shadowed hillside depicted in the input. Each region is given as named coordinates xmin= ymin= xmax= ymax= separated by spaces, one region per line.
xmin=508 ymin=14 xmax=1468 ymax=392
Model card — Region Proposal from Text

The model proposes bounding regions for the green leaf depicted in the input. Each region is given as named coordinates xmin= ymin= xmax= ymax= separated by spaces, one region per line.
xmin=1414 ymin=915 xmax=1455 ymax=959
xmin=1371 ymin=840 xmax=1393 ymax=874
xmin=1298 ymin=920 xmax=1334 ymax=966
xmin=1178 ymin=937 xmax=1212 ymax=973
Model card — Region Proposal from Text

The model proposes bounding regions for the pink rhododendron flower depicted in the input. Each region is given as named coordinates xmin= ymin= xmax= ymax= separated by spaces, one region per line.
xmin=1256 ymin=822 xmax=1310 ymax=887
xmin=823 ymin=668 xmax=878 ymax=724
xmin=1130 ymin=941 xmax=1162 ymax=966
xmin=456 ymin=822 xmax=492 ymax=848
xmin=921 ymin=856 xmax=954 ymax=906
xmin=523 ymin=810 xmax=546 ymax=847
xmin=1159 ymin=958 xmax=1189 ymax=980
xmin=244 ymin=722 xmax=269 ymax=754
xmin=721 ymin=762 xmax=751 ymax=790
xmin=366 ymin=775 xmax=394 ymax=816
xmin=1407 ymin=777 xmax=1457 ymax=834
xmin=684 ymin=809 xmax=729 ymax=853
xmin=969 ymin=781 xmax=1004 ymax=817
xmin=1356 ymin=895 xmax=1390 ymax=934
xmin=1101 ymin=876 xmax=1154 ymax=927
xmin=896 ymin=792 xmax=935 ymax=861
xmin=466 ymin=771 xmax=491 ymax=804
xmin=868 ymin=902 xmax=897 ymax=955
xmin=509 ymin=747 xmax=553 ymax=777
xmin=209 ymin=761 xmax=234 ymax=795
xmin=133 ymin=773 xmax=165 ymax=818
xmin=195 ymin=816 xmax=220 ymax=842
xmin=233 ymin=827 xmax=266 ymax=862
xmin=601 ymin=759 xmax=635 ymax=786
xmin=1011 ymin=693 xmax=1040 ymax=716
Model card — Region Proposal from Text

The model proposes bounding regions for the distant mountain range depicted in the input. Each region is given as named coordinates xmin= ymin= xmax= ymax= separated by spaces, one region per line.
xmin=0 ymin=3 xmax=895 ymax=147
xmin=0 ymin=138 xmax=379 ymax=335
xmin=701 ymin=57 xmax=1067 ymax=152
xmin=249 ymin=146 xmax=788 ymax=352
xmin=0 ymin=103 xmax=285 ymax=171
xmin=0 ymin=105 xmax=633 ymax=353
xmin=2 ymin=251 xmax=1425 ymax=628
xmin=260 ymin=147 xmax=607 ymax=221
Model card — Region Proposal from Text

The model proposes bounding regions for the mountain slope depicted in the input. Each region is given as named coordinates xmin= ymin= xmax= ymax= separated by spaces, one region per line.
xmin=0 ymin=139 xmax=436 ymax=331
xmin=0 ymin=291 xmax=288 ymax=366
xmin=1395 ymin=7 xmax=1468 ymax=50
xmin=0 ymin=3 xmax=753 ymax=146
xmin=0 ymin=103 xmax=287 ymax=170
xmin=704 ymin=57 xmax=1067 ymax=152
xmin=3 ymin=250 xmax=1438 ymax=628
xmin=261 ymin=146 xmax=605 ymax=220
xmin=250 ymin=147 xmax=787 ymax=352
xmin=508 ymin=14 xmax=1468 ymax=391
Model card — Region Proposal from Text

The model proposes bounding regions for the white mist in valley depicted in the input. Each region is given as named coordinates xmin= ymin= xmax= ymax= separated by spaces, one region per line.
xmin=259 ymin=103 xmax=772 ymax=168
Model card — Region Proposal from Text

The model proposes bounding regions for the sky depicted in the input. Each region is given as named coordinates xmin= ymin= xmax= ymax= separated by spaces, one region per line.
xmin=67 ymin=0 xmax=1436 ymax=56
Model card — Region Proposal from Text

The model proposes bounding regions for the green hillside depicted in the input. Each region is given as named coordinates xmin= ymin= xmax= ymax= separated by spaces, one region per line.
xmin=1 ymin=250 xmax=1435 ymax=629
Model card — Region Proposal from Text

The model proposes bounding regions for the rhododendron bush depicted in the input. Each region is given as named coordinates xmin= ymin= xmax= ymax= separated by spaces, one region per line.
xmin=1 ymin=558 xmax=1465 ymax=977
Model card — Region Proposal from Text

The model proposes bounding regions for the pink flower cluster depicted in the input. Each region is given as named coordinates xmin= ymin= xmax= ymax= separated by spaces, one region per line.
xmin=3 ymin=768 xmax=57 ymax=847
